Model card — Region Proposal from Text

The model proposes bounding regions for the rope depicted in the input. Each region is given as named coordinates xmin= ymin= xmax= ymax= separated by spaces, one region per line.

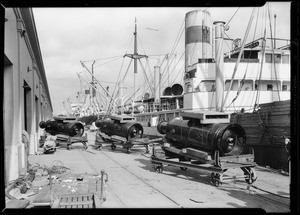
xmin=257 ymin=105 xmax=273 ymax=144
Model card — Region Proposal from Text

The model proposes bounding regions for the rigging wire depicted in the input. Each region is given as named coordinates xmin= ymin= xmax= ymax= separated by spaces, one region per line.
xmin=267 ymin=3 xmax=281 ymax=101
xmin=160 ymin=52 xmax=185 ymax=89
xmin=106 ymin=35 xmax=134 ymax=113
xmin=93 ymin=57 xmax=123 ymax=69
xmin=138 ymin=59 xmax=154 ymax=95
xmin=81 ymin=55 xmax=123 ymax=63
xmin=159 ymin=19 xmax=185 ymax=83
xmin=169 ymin=19 xmax=185 ymax=59
xmin=226 ymin=7 xmax=240 ymax=25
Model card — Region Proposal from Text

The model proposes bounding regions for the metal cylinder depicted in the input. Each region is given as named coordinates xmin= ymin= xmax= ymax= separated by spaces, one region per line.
xmin=95 ymin=118 xmax=143 ymax=140
xmin=159 ymin=118 xmax=246 ymax=156
xmin=157 ymin=121 xmax=168 ymax=134
xmin=39 ymin=120 xmax=84 ymax=137
xmin=171 ymin=84 xmax=183 ymax=95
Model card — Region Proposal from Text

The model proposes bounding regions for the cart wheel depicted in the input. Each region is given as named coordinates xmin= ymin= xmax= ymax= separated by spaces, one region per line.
xmin=145 ymin=145 xmax=149 ymax=154
xmin=180 ymin=167 xmax=187 ymax=171
xmin=154 ymin=165 xmax=163 ymax=173
xmin=244 ymin=168 xmax=257 ymax=184
xmin=211 ymin=173 xmax=221 ymax=187
xmin=97 ymin=145 xmax=102 ymax=151
xmin=214 ymin=150 xmax=221 ymax=167
xmin=111 ymin=145 xmax=116 ymax=150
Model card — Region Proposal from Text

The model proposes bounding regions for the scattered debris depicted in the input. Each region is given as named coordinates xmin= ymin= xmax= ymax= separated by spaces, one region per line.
xmin=189 ymin=198 xmax=204 ymax=203
xmin=43 ymin=138 xmax=57 ymax=154
xmin=76 ymin=176 xmax=83 ymax=181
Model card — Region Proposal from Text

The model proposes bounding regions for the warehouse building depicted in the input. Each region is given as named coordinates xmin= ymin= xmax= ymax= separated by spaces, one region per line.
xmin=2 ymin=7 xmax=53 ymax=184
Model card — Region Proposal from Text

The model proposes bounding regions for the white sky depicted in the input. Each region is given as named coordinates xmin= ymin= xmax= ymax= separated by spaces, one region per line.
xmin=32 ymin=2 xmax=291 ymax=115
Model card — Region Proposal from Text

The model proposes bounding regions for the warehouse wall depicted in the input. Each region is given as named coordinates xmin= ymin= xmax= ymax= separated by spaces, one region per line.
xmin=3 ymin=8 xmax=53 ymax=184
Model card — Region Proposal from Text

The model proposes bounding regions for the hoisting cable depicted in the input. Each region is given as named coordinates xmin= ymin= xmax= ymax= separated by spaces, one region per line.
xmin=224 ymin=8 xmax=260 ymax=112
xmin=253 ymin=7 xmax=268 ymax=112
xmin=221 ymin=8 xmax=256 ymax=111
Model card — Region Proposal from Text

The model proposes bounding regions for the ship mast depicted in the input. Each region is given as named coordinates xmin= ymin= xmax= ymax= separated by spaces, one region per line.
xmin=214 ymin=21 xmax=225 ymax=112
xmin=124 ymin=18 xmax=148 ymax=116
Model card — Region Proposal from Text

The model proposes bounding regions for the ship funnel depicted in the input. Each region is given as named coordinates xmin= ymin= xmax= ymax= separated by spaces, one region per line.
xmin=171 ymin=84 xmax=183 ymax=95
xmin=163 ymin=87 xmax=172 ymax=96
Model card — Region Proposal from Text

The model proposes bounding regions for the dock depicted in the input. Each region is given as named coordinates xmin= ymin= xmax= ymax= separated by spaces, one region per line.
xmin=5 ymin=129 xmax=290 ymax=212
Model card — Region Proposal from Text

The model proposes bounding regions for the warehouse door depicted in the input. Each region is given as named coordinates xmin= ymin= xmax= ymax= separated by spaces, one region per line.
xmin=23 ymin=81 xmax=32 ymax=133
xmin=35 ymin=96 xmax=39 ymax=131
xmin=3 ymin=55 xmax=13 ymax=147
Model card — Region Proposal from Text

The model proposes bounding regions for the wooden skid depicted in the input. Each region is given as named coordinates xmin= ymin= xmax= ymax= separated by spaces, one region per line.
xmin=95 ymin=132 xmax=160 ymax=153
xmin=151 ymin=156 xmax=224 ymax=173
xmin=153 ymin=145 xmax=256 ymax=172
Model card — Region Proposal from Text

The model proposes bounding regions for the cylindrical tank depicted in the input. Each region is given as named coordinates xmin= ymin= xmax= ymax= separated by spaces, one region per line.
xmin=171 ymin=84 xmax=183 ymax=95
xmin=95 ymin=118 xmax=143 ymax=140
xmin=163 ymin=87 xmax=172 ymax=96
xmin=39 ymin=120 xmax=84 ymax=137
xmin=157 ymin=118 xmax=246 ymax=156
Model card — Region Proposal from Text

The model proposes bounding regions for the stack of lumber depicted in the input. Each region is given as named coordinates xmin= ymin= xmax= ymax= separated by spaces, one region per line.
xmin=230 ymin=100 xmax=290 ymax=171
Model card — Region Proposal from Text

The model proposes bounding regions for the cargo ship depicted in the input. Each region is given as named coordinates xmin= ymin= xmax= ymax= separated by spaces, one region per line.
xmin=68 ymin=5 xmax=289 ymax=124
xmin=60 ymin=4 xmax=290 ymax=172
xmin=131 ymin=7 xmax=290 ymax=127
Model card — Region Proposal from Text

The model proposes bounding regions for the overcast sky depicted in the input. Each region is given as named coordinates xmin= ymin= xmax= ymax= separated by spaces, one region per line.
xmin=32 ymin=2 xmax=291 ymax=116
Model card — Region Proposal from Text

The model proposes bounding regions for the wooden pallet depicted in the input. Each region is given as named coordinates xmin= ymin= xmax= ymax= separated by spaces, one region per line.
xmin=32 ymin=173 xmax=106 ymax=208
